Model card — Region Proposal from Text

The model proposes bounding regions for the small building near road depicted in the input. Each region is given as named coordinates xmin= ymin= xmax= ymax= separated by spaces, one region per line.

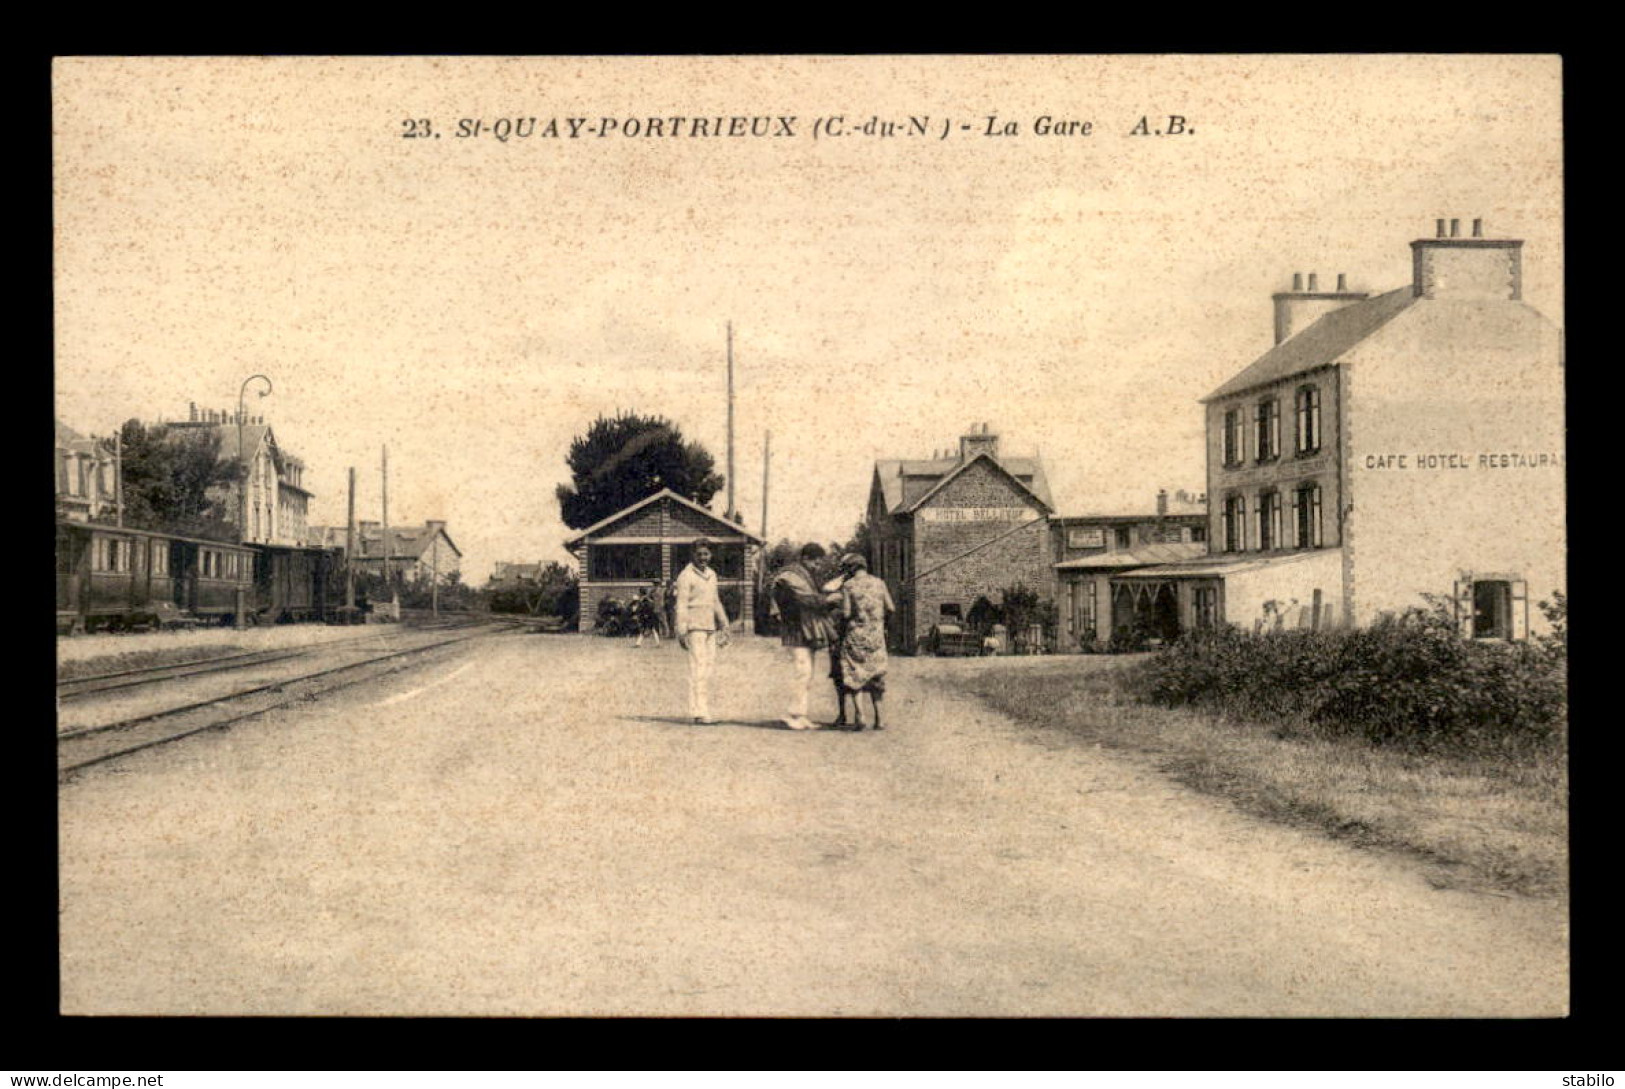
xmin=1051 ymin=489 xmax=1209 ymax=649
xmin=563 ymin=489 xmax=763 ymax=634
xmin=867 ymin=423 xmax=1055 ymax=653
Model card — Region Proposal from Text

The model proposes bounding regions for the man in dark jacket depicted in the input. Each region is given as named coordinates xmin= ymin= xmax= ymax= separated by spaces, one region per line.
xmin=769 ymin=543 xmax=836 ymax=730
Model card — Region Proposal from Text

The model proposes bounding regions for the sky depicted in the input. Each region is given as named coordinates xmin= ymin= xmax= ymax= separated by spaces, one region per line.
xmin=53 ymin=56 xmax=1563 ymax=579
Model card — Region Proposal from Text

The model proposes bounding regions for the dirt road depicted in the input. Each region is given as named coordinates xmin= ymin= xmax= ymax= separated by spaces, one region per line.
xmin=58 ymin=632 xmax=1568 ymax=1016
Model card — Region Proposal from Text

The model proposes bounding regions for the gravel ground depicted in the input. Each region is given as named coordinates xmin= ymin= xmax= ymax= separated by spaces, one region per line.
xmin=58 ymin=632 xmax=1569 ymax=1016
xmin=56 ymin=620 xmax=386 ymax=665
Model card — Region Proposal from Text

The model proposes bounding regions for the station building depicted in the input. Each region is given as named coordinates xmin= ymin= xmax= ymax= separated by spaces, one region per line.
xmin=866 ymin=424 xmax=1055 ymax=653
xmin=1116 ymin=219 xmax=1565 ymax=640
xmin=564 ymin=489 xmax=763 ymax=634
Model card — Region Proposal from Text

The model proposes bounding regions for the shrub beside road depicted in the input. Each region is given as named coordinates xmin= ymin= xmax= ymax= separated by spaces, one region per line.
xmin=944 ymin=607 xmax=1568 ymax=898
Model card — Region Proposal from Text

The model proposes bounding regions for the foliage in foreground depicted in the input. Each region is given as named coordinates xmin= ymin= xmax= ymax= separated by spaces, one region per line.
xmin=1128 ymin=598 xmax=1568 ymax=756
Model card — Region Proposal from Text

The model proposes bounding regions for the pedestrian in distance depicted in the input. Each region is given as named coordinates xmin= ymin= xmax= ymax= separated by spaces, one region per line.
xmin=674 ymin=539 xmax=731 ymax=724
xmin=835 ymin=552 xmax=895 ymax=731
xmin=649 ymin=578 xmax=670 ymax=641
xmin=633 ymin=586 xmax=661 ymax=649
xmin=768 ymin=543 xmax=837 ymax=731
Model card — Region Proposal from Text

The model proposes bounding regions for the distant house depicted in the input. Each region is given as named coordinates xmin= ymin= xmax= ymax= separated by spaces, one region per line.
xmin=312 ymin=520 xmax=462 ymax=585
xmin=488 ymin=562 xmax=545 ymax=590
xmin=55 ymin=419 xmax=115 ymax=523
xmin=163 ymin=403 xmax=313 ymax=547
xmin=563 ymin=489 xmax=763 ymax=634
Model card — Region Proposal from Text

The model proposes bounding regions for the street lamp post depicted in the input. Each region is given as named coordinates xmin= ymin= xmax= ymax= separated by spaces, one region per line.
xmin=236 ymin=374 xmax=272 ymax=630
xmin=237 ymin=374 xmax=273 ymax=543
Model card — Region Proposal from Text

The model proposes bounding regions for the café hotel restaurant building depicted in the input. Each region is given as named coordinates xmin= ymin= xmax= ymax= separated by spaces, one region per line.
xmin=1116 ymin=218 xmax=1565 ymax=642
xmin=865 ymin=219 xmax=1564 ymax=651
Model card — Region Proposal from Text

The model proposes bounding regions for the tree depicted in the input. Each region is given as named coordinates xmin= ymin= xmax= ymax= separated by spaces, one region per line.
xmin=556 ymin=412 xmax=724 ymax=530
xmin=103 ymin=419 xmax=238 ymax=540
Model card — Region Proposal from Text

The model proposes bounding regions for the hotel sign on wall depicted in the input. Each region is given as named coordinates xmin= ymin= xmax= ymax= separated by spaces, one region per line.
xmin=1360 ymin=452 xmax=1563 ymax=470
xmin=920 ymin=507 xmax=1040 ymax=523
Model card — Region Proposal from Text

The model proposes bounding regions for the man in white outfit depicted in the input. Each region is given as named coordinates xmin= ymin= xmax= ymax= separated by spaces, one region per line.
xmin=674 ymin=539 xmax=731 ymax=723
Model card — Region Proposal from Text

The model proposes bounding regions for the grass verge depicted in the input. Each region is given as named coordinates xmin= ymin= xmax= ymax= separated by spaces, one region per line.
xmin=941 ymin=658 xmax=1567 ymax=898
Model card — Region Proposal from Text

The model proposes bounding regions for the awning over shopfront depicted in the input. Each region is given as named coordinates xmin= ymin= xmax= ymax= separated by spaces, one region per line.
xmin=1053 ymin=541 xmax=1205 ymax=572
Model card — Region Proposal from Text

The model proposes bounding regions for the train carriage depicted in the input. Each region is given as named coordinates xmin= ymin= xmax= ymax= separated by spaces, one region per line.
xmin=56 ymin=520 xmax=255 ymax=633
xmin=252 ymin=544 xmax=341 ymax=623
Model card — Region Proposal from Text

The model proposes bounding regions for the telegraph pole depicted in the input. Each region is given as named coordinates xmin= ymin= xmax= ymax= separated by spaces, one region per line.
xmin=345 ymin=467 xmax=357 ymax=613
xmin=381 ymin=445 xmax=392 ymax=595
xmin=726 ymin=321 xmax=737 ymax=521
xmin=113 ymin=428 xmax=124 ymax=528
xmin=760 ymin=429 xmax=771 ymax=541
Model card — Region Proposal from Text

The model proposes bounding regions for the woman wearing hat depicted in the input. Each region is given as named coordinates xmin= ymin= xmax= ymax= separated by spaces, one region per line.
xmin=835 ymin=552 xmax=895 ymax=731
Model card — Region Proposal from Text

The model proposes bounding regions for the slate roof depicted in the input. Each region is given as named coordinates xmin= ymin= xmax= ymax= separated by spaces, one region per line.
xmin=1202 ymin=287 xmax=1416 ymax=402
xmin=561 ymin=488 xmax=766 ymax=548
xmin=873 ymin=454 xmax=1055 ymax=515
xmin=311 ymin=524 xmax=462 ymax=559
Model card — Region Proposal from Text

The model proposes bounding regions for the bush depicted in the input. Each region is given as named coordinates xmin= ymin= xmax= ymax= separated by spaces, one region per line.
xmin=1129 ymin=604 xmax=1567 ymax=756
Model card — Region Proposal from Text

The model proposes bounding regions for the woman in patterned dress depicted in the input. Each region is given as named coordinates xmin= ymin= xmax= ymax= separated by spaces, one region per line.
xmin=836 ymin=553 xmax=895 ymax=731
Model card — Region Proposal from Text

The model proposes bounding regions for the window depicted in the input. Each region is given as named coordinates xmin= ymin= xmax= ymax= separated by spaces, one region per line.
xmin=1255 ymin=398 xmax=1281 ymax=461
xmin=1291 ymin=482 xmax=1323 ymax=548
xmin=1191 ymin=525 xmax=1208 ymax=544
xmin=1295 ymin=385 xmax=1322 ymax=454
xmin=1223 ymin=495 xmax=1247 ymax=553
xmin=151 ymin=540 xmax=169 ymax=576
xmin=1114 ymin=526 xmax=1133 ymax=550
xmin=1193 ymin=586 xmax=1218 ymax=630
xmin=1459 ymin=578 xmax=1528 ymax=641
xmin=1257 ymin=491 xmax=1282 ymax=551
xmin=1223 ymin=408 xmax=1245 ymax=467
xmin=95 ymin=537 xmax=131 ymax=573
xmin=939 ymin=603 xmax=963 ymax=622
xmin=1472 ymin=581 xmax=1512 ymax=639
xmin=590 ymin=543 xmax=662 ymax=581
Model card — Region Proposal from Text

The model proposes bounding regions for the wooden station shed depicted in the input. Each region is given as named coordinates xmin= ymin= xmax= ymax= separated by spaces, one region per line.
xmin=564 ymin=489 xmax=763 ymax=634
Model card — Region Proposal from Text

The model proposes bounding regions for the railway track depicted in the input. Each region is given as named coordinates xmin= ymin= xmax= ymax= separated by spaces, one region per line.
xmin=57 ymin=625 xmax=504 ymax=778
xmin=57 ymin=617 xmax=489 ymax=700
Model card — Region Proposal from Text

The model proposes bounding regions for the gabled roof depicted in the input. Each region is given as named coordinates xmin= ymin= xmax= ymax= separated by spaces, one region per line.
xmin=873 ymin=454 xmax=1054 ymax=515
xmin=311 ymin=523 xmax=462 ymax=559
xmin=55 ymin=419 xmax=102 ymax=456
xmin=562 ymin=488 xmax=766 ymax=548
xmin=1202 ymin=287 xmax=1416 ymax=402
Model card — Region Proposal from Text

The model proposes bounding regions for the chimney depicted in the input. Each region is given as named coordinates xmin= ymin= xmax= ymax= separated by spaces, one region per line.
xmin=189 ymin=402 xmax=197 ymax=422
xmin=1272 ymin=270 xmax=1369 ymax=344
xmin=1412 ymin=217 xmax=1523 ymax=301
xmin=1156 ymin=489 xmax=1168 ymax=517
xmin=1436 ymin=219 xmax=1447 ymax=238
xmin=958 ymin=423 xmax=1000 ymax=463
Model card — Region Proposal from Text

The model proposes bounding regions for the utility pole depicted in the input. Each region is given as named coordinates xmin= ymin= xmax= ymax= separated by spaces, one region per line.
xmin=760 ymin=429 xmax=771 ymax=541
xmin=431 ymin=534 xmax=440 ymax=619
xmin=726 ymin=321 xmax=736 ymax=521
xmin=381 ymin=445 xmax=392 ymax=606
xmin=112 ymin=428 xmax=124 ymax=528
xmin=345 ymin=466 xmax=356 ymax=613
